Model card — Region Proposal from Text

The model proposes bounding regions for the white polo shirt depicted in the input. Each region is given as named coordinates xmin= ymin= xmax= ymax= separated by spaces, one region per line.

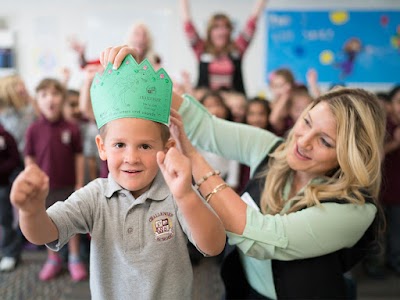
xmin=47 ymin=171 xmax=198 ymax=300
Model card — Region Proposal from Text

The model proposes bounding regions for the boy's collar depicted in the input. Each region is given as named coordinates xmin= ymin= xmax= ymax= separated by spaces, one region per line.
xmin=104 ymin=171 xmax=170 ymax=201
xmin=39 ymin=114 xmax=64 ymax=124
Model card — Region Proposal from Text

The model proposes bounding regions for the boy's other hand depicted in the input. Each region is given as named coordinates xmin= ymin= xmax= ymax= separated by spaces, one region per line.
xmin=100 ymin=45 xmax=138 ymax=70
xmin=157 ymin=147 xmax=193 ymax=200
xmin=10 ymin=164 xmax=49 ymax=216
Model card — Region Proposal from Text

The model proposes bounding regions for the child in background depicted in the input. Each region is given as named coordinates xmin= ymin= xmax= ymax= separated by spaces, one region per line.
xmin=287 ymin=85 xmax=313 ymax=124
xmin=220 ymin=90 xmax=248 ymax=123
xmin=0 ymin=124 xmax=23 ymax=272
xmin=376 ymin=92 xmax=392 ymax=118
xmin=11 ymin=55 xmax=225 ymax=299
xmin=238 ymin=97 xmax=271 ymax=193
xmin=380 ymin=85 xmax=400 ymax=276
xmin=78 ymin=64 xmax=109 ymax=179
xmin=245 ymin=97 xmax=271 ymax=130
xmin=199 ymin=91 xmax=240 ymax=191
xmin=63 ymin=88 xmax=97 ymax=263
xmin=63 ymin=89 xmax=99 ymax=183
xmin=24 ymin=78 xmax=87 ymax=282
xmin=268 ymin=68 xmax=296 ymax=135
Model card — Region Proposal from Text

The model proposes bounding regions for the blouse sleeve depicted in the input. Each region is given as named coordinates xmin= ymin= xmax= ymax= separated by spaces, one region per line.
xmin=179 ymin=94 xmax=282 ymax=173
xmin=227 ymin=202 xmax=377 ymax=260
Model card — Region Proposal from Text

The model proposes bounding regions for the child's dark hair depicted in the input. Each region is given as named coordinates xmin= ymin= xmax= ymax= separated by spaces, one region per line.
xmin=36 ymin=78 xmax=66 ymax=99
xmin=245 ymin=97 xmax=271 ymax=129
xmin=67 ymin=89 xmax=80 ymax=98
xmin=388 ymin=85 xmax=400 ymax=101
xmin=200 ymin=90 xmax=233 ymax=121
xmin=99 ymin=120 xmax=170 ymax=144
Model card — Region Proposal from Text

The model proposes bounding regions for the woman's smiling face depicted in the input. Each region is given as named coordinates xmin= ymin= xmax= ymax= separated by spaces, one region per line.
xmin=287 ymin=101 xmax=339 ymax=180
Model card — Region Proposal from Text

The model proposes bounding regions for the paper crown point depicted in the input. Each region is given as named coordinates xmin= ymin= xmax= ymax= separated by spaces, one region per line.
xmin=90 ymin=55 xmax=172 ymax=129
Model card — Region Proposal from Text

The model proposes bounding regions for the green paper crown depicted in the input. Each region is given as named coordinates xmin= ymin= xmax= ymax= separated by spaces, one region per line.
xmin=90 ymin=55 xmax=172 ymax=129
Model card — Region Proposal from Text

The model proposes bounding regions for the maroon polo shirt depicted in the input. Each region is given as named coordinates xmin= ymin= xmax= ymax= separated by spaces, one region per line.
xmin=24 ymin=116 xmax=82 ymax=189
xmin=0 ymin=124 xmax=21 ymax=185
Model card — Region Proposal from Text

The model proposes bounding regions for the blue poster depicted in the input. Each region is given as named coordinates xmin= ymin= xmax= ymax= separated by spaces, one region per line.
xmin=265 ymin=10 xmax=400 ymax=84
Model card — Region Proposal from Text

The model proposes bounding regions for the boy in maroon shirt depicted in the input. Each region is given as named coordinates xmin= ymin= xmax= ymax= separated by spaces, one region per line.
xmin=24 ymin=78 xmax=87 ymax=282
xmin=0 ymin=124 xmax=22 ymax=272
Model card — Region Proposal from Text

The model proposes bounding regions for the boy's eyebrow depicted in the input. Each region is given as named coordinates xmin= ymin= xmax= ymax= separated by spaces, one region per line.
xmin=108 ymin=137 xmax=159 ymax=143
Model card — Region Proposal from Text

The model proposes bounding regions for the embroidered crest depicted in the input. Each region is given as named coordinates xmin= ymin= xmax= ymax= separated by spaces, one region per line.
xmin=149 ymin=212 xmax=174 ymax=241
xmin=61 ymin=130 xmax=71 ymax=144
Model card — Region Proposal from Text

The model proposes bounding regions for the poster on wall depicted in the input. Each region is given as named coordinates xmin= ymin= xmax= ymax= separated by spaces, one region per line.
xmin=265 ymin=10 xmax=400 ymax=85
xmin=0 ymin=30 xmax=16 ymax=76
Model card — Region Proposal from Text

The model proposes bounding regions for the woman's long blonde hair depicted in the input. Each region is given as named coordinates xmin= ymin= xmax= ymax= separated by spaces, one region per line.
xmin=260 ymin=87 xmax=386 ymax=215
xmin=0 ymin=75 xmax=29 ymax=111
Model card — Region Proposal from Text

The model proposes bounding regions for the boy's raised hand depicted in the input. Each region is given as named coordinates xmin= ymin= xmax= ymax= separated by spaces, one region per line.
xmin=157 ymin=147 xmax=194 ymax=201
xmin=10 ymin=164 xmax=49 ymax=216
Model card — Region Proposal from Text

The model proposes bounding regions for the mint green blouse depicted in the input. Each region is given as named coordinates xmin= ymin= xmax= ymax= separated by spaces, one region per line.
xmin=179 ymin=95 xmax=377 ymax=299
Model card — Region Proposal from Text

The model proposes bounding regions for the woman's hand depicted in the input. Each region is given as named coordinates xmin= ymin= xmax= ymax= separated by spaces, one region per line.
xmin=169 ymin=109 xmax=198 ymax=159
xmin=99 ymin=45 xmax=138 ymax=70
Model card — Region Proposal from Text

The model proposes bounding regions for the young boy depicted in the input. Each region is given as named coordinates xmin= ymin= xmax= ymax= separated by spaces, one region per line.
xmin=11 ymin=56 xmax=225 ymax=299
xmin=23 ymin=78 xmax=87 ymax=282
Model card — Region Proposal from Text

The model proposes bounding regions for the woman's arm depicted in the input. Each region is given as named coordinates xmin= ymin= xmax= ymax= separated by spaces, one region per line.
xmin=228 ymin=202 xmax=377 ymax=261
xmin=235 ymin=0 xmax=268 ymax=55
xmin=169 ymin=111 xmax=248 ymax=234
xmin=79 ymin=64 xmax=103 ymax=121
xmin=179 ymin=0 xmax=204 ymax=58
xmin=157 ymin=145 xmax=225 ymax=256
xmin=179 ymin=0 xmax=191 ymax=23
xmin=178 ymin=94 xmax=281 ymax=169
xmin=252 ymin=0 xmax=268 ymax=19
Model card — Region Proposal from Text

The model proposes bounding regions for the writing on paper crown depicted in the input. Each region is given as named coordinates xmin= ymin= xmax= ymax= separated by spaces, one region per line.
xmin=90 ymin=55 xmax=172 ymax=129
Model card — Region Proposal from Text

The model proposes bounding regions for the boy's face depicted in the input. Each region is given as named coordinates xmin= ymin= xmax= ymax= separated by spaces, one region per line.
xmin=36 ymin=86 xmax=64 ymax=122
xmin=96 ymin=118 xmax=172 ymax=198
xmin=63 ymin=94 xmax=81 ymax=122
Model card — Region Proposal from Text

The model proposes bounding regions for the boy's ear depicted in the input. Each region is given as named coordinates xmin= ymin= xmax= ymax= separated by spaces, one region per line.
xmin=164 ymin=138 xmax=176 ymax=152
xmin=95 ymin=134 xmax=107 ymax=161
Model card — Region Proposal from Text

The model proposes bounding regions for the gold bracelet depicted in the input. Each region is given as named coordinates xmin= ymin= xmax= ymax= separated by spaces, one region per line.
xmin=205 ymin=183 xmax=229 ymax=203
xmin=194 ymin=170 xmax=221 ymax=190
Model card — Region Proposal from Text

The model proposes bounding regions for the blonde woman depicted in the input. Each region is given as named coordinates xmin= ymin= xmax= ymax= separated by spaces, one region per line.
xmin=180 ymin=0 xmax=267 ymax=95
xmin=70 ymin=21 xmax=161 ymax=69
xmin=103 ymin=46 xmax=386 ymax=299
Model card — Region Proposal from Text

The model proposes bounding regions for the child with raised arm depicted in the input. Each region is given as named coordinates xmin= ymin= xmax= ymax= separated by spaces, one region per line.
xmin=24 ymin=78 xmax=86 ymax=282
xmin=11 ymin=55 xmax=225 ymax=299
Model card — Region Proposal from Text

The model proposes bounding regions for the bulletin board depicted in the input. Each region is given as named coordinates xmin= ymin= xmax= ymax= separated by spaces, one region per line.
xmin=265 ymin=10 xmax=400 ymax=85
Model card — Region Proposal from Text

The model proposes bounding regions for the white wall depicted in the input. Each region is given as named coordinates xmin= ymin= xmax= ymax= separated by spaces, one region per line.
xmin=1 ymin=0 xmax=399 ymax=97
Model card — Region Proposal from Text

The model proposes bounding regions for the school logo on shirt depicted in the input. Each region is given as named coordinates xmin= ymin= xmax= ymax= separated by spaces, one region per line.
xmin=149 ymin=212 xmax=174 ymax=241
xmin=61 ymin=130 xmax=71 ymax=144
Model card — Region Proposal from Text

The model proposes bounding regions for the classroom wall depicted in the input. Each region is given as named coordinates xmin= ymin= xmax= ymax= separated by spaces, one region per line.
xmin=1 ymin=0 xmax=399 ymax=97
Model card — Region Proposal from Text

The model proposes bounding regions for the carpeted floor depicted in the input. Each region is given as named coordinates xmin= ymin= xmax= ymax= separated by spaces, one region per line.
xmin=1 ymin=248 xmax=399 ymax=299
xmin=0 ymin=249 xmax=224 ymax=300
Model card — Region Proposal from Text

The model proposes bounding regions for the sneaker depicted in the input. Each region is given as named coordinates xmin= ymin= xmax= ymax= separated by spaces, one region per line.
xmin=39 ymin=256 xmax=63 ymax=281
xmin=0 ymin=257 xmax=17 ymax=272
xmin=68 ymin=261 xmax=88 ymax=282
